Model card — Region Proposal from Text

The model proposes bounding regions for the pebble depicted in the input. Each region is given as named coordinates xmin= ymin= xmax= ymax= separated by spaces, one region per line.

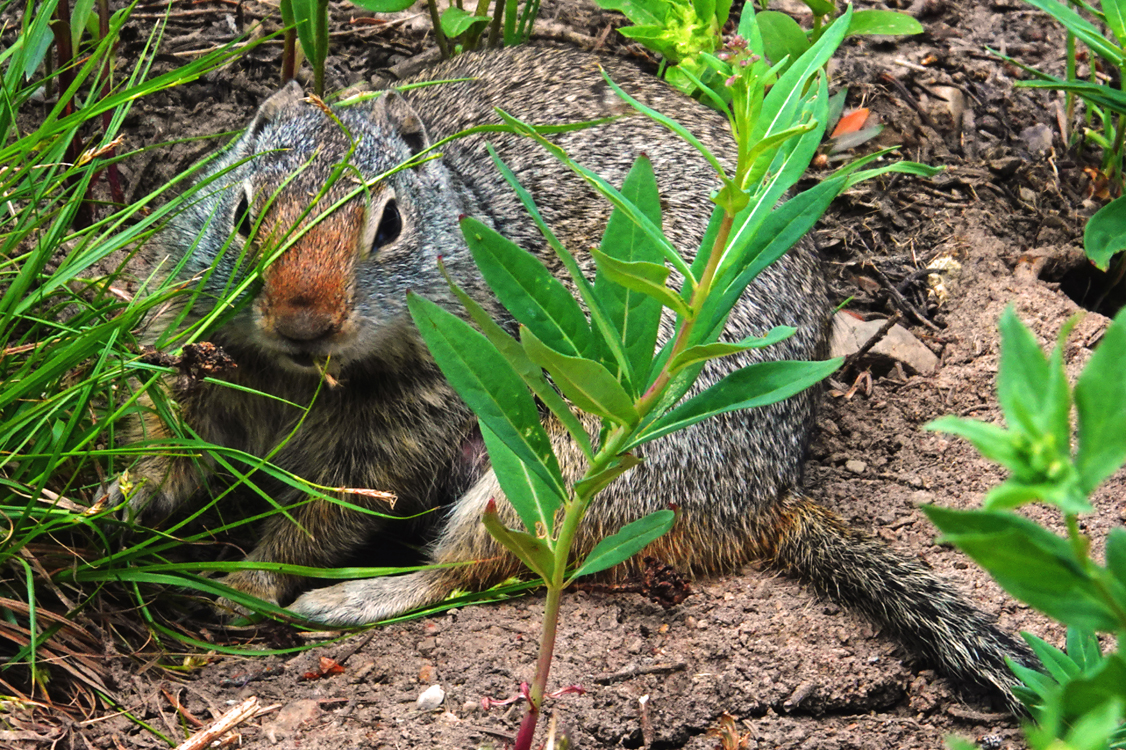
xmin=416 ymin=684 xmax=445 ymax=710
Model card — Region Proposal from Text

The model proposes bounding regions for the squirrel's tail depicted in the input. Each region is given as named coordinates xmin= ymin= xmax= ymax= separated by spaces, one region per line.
xmin=760 ymin=493 xmax=1035 ymax=710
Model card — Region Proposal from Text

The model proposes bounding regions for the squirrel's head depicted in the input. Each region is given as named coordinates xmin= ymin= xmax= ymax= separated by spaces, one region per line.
xmin=189 ymin=82 xmax=472 ymax=376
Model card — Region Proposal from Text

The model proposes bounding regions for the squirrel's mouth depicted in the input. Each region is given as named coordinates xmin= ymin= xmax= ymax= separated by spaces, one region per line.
xmin=287 ymin=352 xmax=316 ymax=369
xmin=280 ymin=350 xmax=344 ymax=383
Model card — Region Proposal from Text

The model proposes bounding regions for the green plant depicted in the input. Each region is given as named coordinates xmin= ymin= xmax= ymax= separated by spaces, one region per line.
xmin=280 ymin=0 xmax=540 ymax=93
xmin=8 ymin=0 xmax=133 ymax=225
xmin=0 ymin=0 xmax=332 ymax=713
xmin=925 ymin=306 xmax=1126 ymax=749
xmin=407 ymin=6 xmax=936 ymax=747
xmin=590 ymin=0 xmax=922 ymax=102
xmin=997 ymin=0 xmax=1126 ymax=287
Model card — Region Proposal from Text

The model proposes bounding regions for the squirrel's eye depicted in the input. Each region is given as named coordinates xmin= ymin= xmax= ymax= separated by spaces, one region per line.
xmin=235 ymin=195 xmax=252 ymax=239
xmin=373 ymin=199 xmax=402 ymax=251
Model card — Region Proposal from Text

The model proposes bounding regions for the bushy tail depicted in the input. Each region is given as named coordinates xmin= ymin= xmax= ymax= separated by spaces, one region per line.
xmin=762 ymin=493 xmax=1036 ymax=711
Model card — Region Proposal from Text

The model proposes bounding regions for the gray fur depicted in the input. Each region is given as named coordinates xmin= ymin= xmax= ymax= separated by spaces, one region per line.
xmin=121 ymin=47 xmax=1033 ymax=708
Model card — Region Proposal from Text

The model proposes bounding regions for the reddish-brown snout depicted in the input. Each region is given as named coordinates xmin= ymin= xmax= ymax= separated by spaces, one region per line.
xmin=258 ymin=203 xmax=363 ymax=345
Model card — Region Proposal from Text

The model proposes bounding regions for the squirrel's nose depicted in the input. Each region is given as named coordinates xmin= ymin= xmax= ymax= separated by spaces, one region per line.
xmin=274 ymin=307 xmax=340 ymax=342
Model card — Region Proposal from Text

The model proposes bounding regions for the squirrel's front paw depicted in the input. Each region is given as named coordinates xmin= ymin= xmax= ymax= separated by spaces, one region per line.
xmin=287 ymin=571 xmax=448 ymax=626
xmin=110 ymin=471 xmax=182 ymax=525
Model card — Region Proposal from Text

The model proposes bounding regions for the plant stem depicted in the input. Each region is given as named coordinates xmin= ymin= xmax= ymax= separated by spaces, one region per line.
xmin=464 ymin=0 xmax=493 ymax=49
xmin=509 ymin=196 xmax=733 ymax=735
xmin=487 ymin=0 xmax=505 ymax=48
xmin=282 ymin=28 xmax=296 ymax=83
xmin=1065 ymin=28 xmax=1076 ymax=127
xmin=427 ymin=0 xmax=451 ymax=58
xmin=313 ymin=0 xmax=329 ymax=96
xmin=636 ymin=210 xmax=735 ymax=415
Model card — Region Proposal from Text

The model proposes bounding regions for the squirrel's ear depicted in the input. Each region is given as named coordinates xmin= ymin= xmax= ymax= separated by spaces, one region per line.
xmin=248 ymin=81 xmax=305 ymax=138
xmin=371 ymin=91 xmax=431 ymax=158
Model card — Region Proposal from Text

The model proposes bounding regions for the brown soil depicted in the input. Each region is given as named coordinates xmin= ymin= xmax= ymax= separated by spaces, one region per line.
xmin=11 ymin=0 xmax=1126 ymax=747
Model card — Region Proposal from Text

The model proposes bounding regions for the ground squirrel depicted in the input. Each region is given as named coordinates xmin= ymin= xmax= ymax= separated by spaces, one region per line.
xmin=120 ymin=46 xmax=1034 ymax=707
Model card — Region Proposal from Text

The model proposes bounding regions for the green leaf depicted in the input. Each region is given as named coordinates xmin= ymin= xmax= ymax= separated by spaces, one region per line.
xmin=1085 ymin=195 xmax=1126 ymax=270
xmin=1059 ymin=657 xmax=1126 ymax=733
xmin=1017 ymin=78 xmax=1126 ymax=117
xmin=597 ymin=70 xmax=729 ymax=188
xmin=757 ymin=11 xmax=810 ymax=71
xmin=1107 ymin=528 xmax=1126 ymax=587
xmin=591 ymin=248 xmax=689 ymax=319
xmin=481 ymin=422 xmax=564 ymax=538
xmin=701 ymin=170 xmax=851 ymax=338
xmin=1009 ymin=658 xmax=1060 ymax=700
xmin=692 ymin=0 xmax=714 ymax=29
xmin=988 ymin=309 xmax=1076 ymax=503
xmin=18 ymin=0 xmax=58 ymax=82
xmin=1021 ymin=632 xmax=1081 ymax=684
xmin=349 ymin=0 xmax=416 ymax=9
xmin=1059 ymin=697 xmax=1125 ymax=750
xmin=594 ymin=154 xmax=667 ymax=388
xmin=461 ymin=217 xmax=596 ymax=361
xmin=485 ymin=143 xmax=638 ymax=384
xmin=617 ymin=26 xmax=682 ymax=61
xmin=719 ymin=75 xmax=831 ymax=284
xmin=668 ymin=327 xmax=796 ymax=373
xmin=981 ymin=478 xmax=1072 ymax=512
xmin=751 ymin=4 xmax=851 ymax=145
xmin=1067 ymin=627 xmax=1105 ymax=672
xmin=1107 ymin=0 xmax=1126 ymax=46
xmin=71 ymin=0 xmax=97 ymax=49
xmin=521 ymin=327 xmax=640 ymax=427
xmin=737 ymin=2 xmax=766 ymax=57
xmin=1022 ymin=0 xmax=1126 ymax=66
xmin=1075 ymin=307 xmax=1126 ymax=492
xmin=287 ymin=0 xmax=320 ymax=66
xmin=631 ymin=358 xmax=841 ymax=448
xmin=927 ymin=418 xmax=1004 ymax=451
xmin=714 ymin=0 xmax=733 ymax=26
xmin=799 ymin=0 xmax=836 ymax=15
xmin=406 ymin=292 xmax=566 ymax=496
xmin=922 ymin=506 xmax=1121 ymax=632
xmin=572 ymin=454 xmax=642 ymax=499
xmin=481 ymin=498 xmax=556 ymax=582
xmin=571 ymin=510 xmax=676 ymax=579
xmin=846 ymin=10 xmax=924 ymax=37
xmin=439 ymin=6 xmax=491 ymax=38
xmin=996 ymin=306 xmax=1054 ymax=437
xmin=437 ymin=260 xmax=594 ymax=460
xmin=589 ymin=0 xmax=665 ymax=26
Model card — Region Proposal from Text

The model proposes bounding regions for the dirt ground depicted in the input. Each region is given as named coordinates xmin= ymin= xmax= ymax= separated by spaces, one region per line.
xmin=10 ymin=0 xmax=1126 ymax=747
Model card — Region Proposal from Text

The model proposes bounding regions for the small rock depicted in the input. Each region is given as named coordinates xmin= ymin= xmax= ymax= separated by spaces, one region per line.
xmin=931 ymin=85 xmax=965 ymax=123
xmin=784 ymin=681 xmax=814 ymax=709
xmin=845 ymin=459 xmax=867 ymax=474
xmin=829 ymin=312 xmax=939 ymax=375
xmin=263 ymin=699 xmax=320 ymax=744
xmin=1020 ymin=122 xmax=1054 ymax=155
xmin=416 ymin=683 xmax=445 ymax=711
xmin=987 ymin=156 xmax=1022 ymax=177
